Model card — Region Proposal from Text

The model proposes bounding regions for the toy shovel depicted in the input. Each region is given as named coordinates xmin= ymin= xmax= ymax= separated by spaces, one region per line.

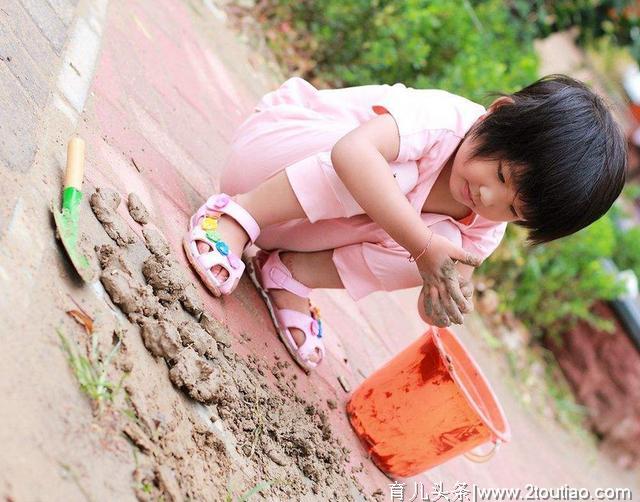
xmin=53 ymin=137 xmax=96 ymax=282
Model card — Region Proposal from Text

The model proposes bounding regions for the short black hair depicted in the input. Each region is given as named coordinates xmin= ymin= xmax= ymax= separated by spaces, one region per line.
xmin=469 ymin=74 xmax=627 ymax=245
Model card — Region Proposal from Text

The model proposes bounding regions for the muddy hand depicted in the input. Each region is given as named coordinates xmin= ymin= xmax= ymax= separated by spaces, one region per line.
xmin=459 ymin=276 xmax=474 ymax=303
xmin=415 ymin=233 xmax=482 ymax=326
xmin=419 ymin=283 xmax=455 ymax=327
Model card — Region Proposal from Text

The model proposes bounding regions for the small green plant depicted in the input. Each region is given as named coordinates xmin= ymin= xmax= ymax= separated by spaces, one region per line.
xmin=57 ymin=328 xmax=125 ymax=413
xmin=225 ymin=481 xmax=272 ymax=502
xmin=140 ymin=482 xmax=154 ymax=494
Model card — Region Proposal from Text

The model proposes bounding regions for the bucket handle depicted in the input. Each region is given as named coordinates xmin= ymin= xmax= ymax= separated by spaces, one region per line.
xmin=464 ymin=440 xmax=501 ymax=463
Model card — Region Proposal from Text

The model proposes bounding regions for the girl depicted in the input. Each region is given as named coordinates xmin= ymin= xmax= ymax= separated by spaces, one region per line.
xmin=183 ymin=75 xmax=626 ymax=371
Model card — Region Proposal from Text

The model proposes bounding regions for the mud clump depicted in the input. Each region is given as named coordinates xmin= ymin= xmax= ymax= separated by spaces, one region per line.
xmin=141 ymin=226 xmax=204 ymax=319
xmin=127 ymin=192 xmax=150 ymax=224
xmin=100 ymin=268 xmax=161 ymax=320
xmin=200 ymin=313 xmax=231 ymax=347
xmin=90 ymin=188 xmax=136 ymax=246
xmin=169 ymin=348 xmax=220 ymax=403
xmin=141 ymin=319 xmax=182 ymax=361
xmin=142 ymin=254 xmax=187 ymax=304
xmin=178 ymin=320 xmax=217 ymax=358
xmin=142 ymin=226 xmax=170 ymax=257
xmin=97 ymin=243 xmax=220 ymax=406
xmin=180 ymin=283 xmax=204 ymax=319
xmin=97 ymin=245 xmax=162 ymax=322
xmin=155 ymin=465 xmax=183 ymax=502
xmin=123 ymin=422 xmax=156 ymax=455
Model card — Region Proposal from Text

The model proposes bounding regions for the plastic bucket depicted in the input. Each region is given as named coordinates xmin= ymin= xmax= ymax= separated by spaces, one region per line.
xmin=347 ymin=326 xmax=511 ymax=477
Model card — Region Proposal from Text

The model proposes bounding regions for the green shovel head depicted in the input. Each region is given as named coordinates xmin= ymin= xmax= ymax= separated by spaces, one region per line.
xmin=53 ymin=186 xmax=96 ymax=282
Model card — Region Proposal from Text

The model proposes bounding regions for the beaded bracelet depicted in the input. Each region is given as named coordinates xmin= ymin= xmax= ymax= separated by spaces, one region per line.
xmin=408 ymin=229 xmax=434 ymax=262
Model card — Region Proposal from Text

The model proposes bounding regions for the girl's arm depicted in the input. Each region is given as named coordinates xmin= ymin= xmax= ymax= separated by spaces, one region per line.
xmin=331 ymin=113 xmax=430 ymax=257
xmin=331 ymin=113 xmax=481 ymax=325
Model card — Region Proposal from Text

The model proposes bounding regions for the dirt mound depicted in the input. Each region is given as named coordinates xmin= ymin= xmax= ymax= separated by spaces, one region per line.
xmin=84 ymin=188 xmax=366 ymax=500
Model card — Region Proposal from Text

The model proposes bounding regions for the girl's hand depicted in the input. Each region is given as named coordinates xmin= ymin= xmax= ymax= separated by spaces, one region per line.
xmin=415 ymin=233 xmax=482 ymax=327
xmin=459 ymin=276 xmax=474 ymax=303
xmin=417 ymin=275 xmax=476 ymax=326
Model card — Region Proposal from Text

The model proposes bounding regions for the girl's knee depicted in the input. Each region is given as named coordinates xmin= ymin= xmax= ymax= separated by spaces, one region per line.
xmin=220 ymin=162 xmax=253 ymax=195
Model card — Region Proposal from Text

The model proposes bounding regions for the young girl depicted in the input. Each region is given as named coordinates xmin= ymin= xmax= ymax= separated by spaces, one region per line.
xmin=183 ymin=75 xmax=627 ymax=371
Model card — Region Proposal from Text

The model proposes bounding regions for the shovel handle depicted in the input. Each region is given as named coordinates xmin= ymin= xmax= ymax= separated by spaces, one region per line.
xmin=64 ymin=137 xmax=85 ymax=190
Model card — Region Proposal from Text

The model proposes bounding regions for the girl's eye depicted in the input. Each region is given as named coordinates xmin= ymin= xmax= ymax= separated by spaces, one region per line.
xmin=497 ymin=162 xmax=505 ymax=183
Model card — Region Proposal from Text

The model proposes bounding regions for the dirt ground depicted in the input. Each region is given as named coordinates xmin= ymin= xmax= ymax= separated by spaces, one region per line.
xmin=0 ymin=1 xmax=384 ymax=498
xmin=3 ymin=183 xmax=371 ymax=500
xmin=1 ymin=0 xmax=639 ymax=500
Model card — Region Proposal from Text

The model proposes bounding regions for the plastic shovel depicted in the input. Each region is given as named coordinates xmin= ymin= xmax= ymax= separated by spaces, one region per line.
xmin=52 ymin=137 xmax=96 ymax=282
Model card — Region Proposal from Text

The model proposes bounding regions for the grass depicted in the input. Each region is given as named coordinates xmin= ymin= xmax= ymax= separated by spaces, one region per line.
xmin=58 ymin=462 xmax=93 ymax=502
xmin=226 ymin=481 xmax=272 ymax=502
xmin=233 ymin=383 xmax=267 ymax=460
xmin=57 ymin=328 xmax=125 ymax=413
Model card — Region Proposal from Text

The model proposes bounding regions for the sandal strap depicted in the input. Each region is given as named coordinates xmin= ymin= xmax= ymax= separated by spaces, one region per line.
xmin=198 ymin=249 xmax=243 ymax=272
xmin=276 ymin=308 xmax=317 ymax=333
xmin=204 ymin=194 xmax=260 ymax=244
xmin=260 ymin=251 xmax=312 ymax=298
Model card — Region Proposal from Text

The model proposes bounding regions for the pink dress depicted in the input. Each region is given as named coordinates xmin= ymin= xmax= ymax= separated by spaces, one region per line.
xmin=220 ymin=77 xmax=507 ymax=300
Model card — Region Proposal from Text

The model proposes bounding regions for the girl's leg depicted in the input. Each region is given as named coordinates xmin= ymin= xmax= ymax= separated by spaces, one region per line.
xmin=197 ymin=170 xmax=307 ymax=279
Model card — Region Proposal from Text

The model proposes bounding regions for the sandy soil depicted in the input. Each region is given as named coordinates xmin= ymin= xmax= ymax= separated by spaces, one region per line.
xmin=49 ymin=187 xmax=371 ymax=500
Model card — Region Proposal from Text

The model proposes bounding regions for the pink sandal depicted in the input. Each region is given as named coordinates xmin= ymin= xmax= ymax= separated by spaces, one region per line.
xmin=183 ymin=193 xmax=260 ymax=296
xmin=246 ymin=250 xmax=325 ymax=371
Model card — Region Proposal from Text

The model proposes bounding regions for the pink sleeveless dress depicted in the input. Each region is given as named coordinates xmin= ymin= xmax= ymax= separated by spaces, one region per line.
xmin=220 ymin=77 xmax=507 ymax=300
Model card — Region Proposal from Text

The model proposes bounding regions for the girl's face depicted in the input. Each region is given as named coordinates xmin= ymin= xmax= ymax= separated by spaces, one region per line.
xmin=449 ymin=102 xmax=526 ymax=223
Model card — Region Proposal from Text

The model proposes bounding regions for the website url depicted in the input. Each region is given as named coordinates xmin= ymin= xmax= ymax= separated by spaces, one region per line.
xmin=473 ymin=484 xmax=633 ymax=501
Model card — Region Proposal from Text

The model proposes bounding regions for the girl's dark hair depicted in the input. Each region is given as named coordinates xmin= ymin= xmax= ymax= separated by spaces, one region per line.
xmin=469 ymin=74 xmax=627 ymax=245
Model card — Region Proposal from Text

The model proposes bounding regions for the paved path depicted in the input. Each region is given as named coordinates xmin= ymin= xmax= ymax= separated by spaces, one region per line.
xmin=1 ymin=0 xmax=638 ymax=498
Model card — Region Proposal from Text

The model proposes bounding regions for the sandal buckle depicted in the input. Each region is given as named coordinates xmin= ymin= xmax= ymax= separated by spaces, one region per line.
xmin=227 ymin=253 xmax=242 ymax=269
xmin=310 ymin=319 xmax=320 ymax=336
xmin=213 ymin=194 xmax=230 ymax=209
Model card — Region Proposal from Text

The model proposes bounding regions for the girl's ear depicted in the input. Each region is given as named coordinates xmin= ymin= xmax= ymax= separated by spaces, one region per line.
xmin=475 ymin=96 xmax=515 ymax=123
xmin=487 ymin=95 xmax=515 ymax=113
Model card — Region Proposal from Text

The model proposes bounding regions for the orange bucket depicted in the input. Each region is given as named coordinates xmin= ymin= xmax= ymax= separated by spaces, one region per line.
xmin=347 ymin=326 xmax=511 ymax=477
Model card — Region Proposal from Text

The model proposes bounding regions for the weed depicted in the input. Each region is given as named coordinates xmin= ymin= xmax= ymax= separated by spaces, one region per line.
xmin=226 ymin=480 xmax=272 ymax=502
xmin=235 ymin=385 xmax=267 ymax=460
xmin=57 ymin=328 xmax=126 ymax=413
xmin=58 ymin=462 xmax=93 ymax=501
xmin=238 ymin=481 xmax=271 ymax=501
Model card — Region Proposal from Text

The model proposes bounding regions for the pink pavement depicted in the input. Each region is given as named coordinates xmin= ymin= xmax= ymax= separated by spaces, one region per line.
xmin=76 ymin=0 xmax=636 ymax=496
